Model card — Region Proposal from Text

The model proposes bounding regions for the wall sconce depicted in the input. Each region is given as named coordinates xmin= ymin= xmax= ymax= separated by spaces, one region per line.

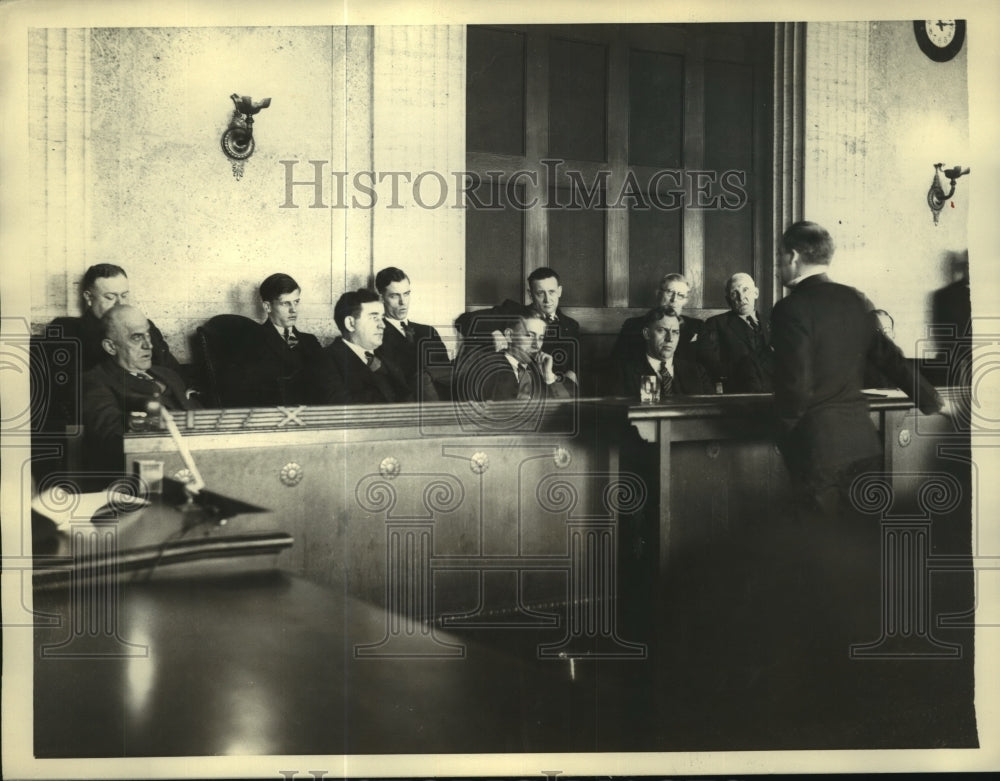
xmin=222 ymin=94 xmax=271 ymax=178
xmin=927 ymin=163 xmax=970 ymax=225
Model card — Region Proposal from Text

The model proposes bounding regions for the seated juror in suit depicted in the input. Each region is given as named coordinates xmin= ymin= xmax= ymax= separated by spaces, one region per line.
xmin=374 ymin=266 xmax=447 ymax=401
xmin=240 ymin=273 xmax=323 ymax=406
xmin=525 ymin=267 xmax=581 ymax=385
xmin=49 ymin=263 xmax=184 ymax=375
xmin=613 ymin=273 xmax=703 ymax=370
xmin=617 ymin=306 xmax=714 ymax=398
xmin=460 ymin=309 xmax=577 ymax=402
xmin=315 ymin=289 xmax=413 ymax=405
xmin=82 ymin=305 xmax=201 ymax=484
xmin=697 ymin=272 xmax=773 ymax=393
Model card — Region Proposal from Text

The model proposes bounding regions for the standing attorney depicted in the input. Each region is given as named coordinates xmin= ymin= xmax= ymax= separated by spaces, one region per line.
xmin=771 ymin=221 xmax=950 ymax=517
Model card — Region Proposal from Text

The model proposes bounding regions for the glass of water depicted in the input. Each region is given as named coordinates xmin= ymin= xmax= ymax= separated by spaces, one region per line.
xmin=639 ymin=375 xmax=659 ymax=403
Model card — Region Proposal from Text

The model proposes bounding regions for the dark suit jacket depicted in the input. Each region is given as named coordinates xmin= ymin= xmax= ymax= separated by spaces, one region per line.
xmin=315 ymin=338 xmax=413 ymax=405
xmin=617 ymin=352 xmax=714 ymax=398
xmin=697 ymin=309 xmax=773 ymax=393
xmin=462 ymin=349 xmax=575 ymax=402
xmin=612 ymin=314 xmax=702 ymax=365
xmin=534 ymin=306 xmax=580 ymax=378
xmin=376 ymin=318 xmax=449 ymax=401
xmin=771 ymin=273 xmax=942 ymax=475
xmin=455 ymin=300 xmax=581 ymax=378
xmin=49 ymin=311 xmax=183 ymax=375
xmin=82 ymin=360 xmax=201 ymax=480
xmin=239 ymin=322 xmax=323 ymax=406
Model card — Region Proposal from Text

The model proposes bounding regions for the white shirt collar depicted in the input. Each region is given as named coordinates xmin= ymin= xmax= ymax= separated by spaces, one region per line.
xmin=504 ymin=352 xmax=524 ymax=375
xmin=342 ymin=338 xmax=371 ymax=363
xmin=786 ymin=266 xmax=827 ymax=287
xmin=647 ymin=354 xmax=673 ymax=376
xmin=384 ymin=316 xmax=407 ymax=335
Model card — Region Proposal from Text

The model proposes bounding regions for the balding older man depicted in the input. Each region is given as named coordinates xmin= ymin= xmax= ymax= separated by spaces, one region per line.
xmin=697 ymin=272 xmax=773 ymax=393
xmin=81 ymin=305 xmax=200 ymax=483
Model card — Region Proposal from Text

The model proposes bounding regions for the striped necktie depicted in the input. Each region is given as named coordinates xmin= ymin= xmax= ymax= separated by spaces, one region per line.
xmin=658 ymin=361 xmax=673 ymax=396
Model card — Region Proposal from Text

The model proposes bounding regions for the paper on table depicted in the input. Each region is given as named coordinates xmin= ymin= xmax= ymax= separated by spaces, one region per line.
xmin=31 ymin=488 xmax=150 ymax=531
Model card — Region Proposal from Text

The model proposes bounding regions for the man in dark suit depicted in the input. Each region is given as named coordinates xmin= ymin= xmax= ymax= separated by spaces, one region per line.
xmin=48 ymin=263 xmax=184 ymax=375
xmin=617 ymin=306 xmax=714 ymax=398
xmin=697 ymin=272 xmax=773 ymax=393
xmin=240 ymin=273 xmax=323 ymax=406
xmin=772 ymin=221 xmax=950 ymax=517
xmin=612 ymin=273 xmax=704 ymax=377
xmin=374 ymin=266 xmax=448 ymax=401
xmin=315 ymin=289 xmax=412 ymax=405
xmin=460 ymin=309 xmax=576 ymax=402
xmin=525 ymin=267 xmax=581 ymax=385
xmin=454 ymin=267 xmax=581 ymax=395
xmin=82 ymin=305 xmax=201 ymax=485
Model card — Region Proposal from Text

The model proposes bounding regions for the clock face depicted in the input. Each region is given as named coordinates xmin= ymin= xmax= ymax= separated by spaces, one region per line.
xmin=914 ymin=19 xmax=966 ymax=62
xmin=925 ymin=20 xmax=957 ymax=47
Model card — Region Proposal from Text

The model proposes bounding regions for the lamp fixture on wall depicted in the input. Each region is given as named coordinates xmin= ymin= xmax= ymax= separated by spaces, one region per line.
xmin=927 ymin=162 xmax=970 ymax=225
xmin=222 ymin=93 xmax=271 ymax=178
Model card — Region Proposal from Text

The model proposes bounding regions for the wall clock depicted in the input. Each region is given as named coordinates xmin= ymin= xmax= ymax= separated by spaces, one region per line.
xmin=913 ymin=20 xmax=966 ymax=62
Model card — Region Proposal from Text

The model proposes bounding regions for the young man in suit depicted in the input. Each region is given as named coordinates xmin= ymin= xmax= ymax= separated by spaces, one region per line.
xmin=48 ymin=263 xmax=184 ymax=374
xmin=81 ymin=305 xmax=201 ymax=485
xmin=697 ymin=272 xmax=773 ymax=393
xmin=240 ymin=273 xmax=323 ymax=406
xmin=461 ymin=310 xmax=576 ymax=402
xmin=772 ymin=221 xmax=950 ymax=517
xmin=316 ymin=289 xmax=412 ymax=405
xmin=374 ymin=266 xmax=448 ymax=401
xmin=617 ymin=306 xmax=713 ymax=398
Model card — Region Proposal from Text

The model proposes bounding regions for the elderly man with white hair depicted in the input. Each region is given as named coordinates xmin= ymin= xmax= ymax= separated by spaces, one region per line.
xmin=697 ymin=272 xmax=773 ymax=393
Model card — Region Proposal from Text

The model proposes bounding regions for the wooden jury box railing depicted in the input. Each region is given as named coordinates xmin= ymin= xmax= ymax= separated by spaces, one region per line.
xmin=120 ymin=391 xmax=969 ymax=657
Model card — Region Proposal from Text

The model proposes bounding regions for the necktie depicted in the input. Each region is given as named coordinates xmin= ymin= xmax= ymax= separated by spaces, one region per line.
xmin=365 ymin=351 xmax=382 ymax=372
xmin=134 ymin=371 xmax=154 ymax=381
xmin=516 ymin=362 xmax=526 ymax=381
xmin=284 ymin=327 xmax=299 ymax=349
xmin=402 ymin=321 xmax=415 ymax=343
xmin=659 ymin=361 xmax=673 ymax=396
xmin=746 ymin=315 xmax=759 ymax=333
